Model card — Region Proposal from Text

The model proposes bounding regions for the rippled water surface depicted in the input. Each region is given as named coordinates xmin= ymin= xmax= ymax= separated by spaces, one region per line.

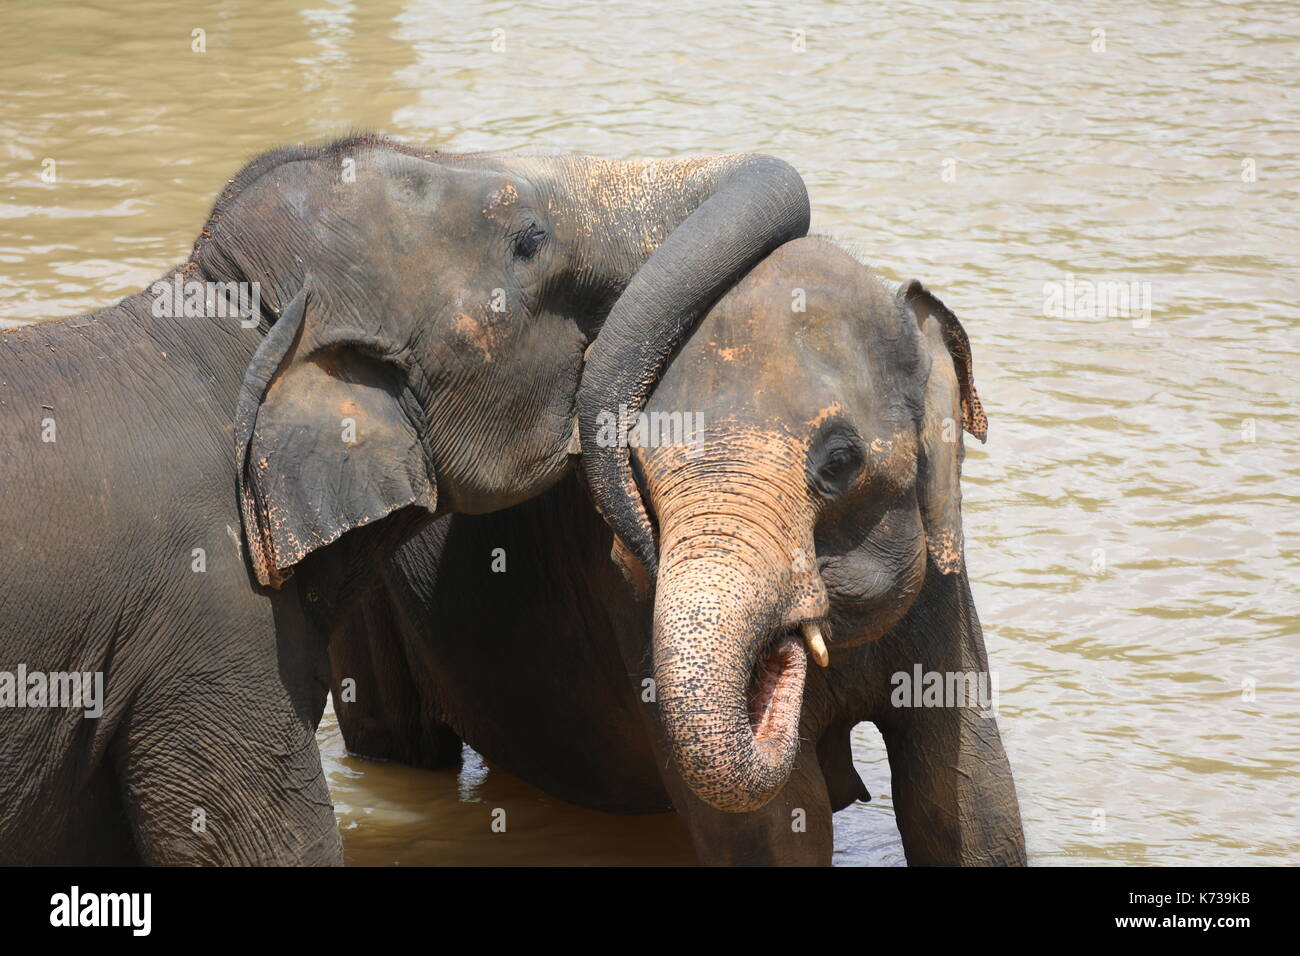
xmin=2 ymin=0 xmax=1296 ymax=864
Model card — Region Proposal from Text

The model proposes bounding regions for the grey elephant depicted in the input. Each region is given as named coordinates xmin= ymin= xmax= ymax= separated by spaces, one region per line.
xmin=0 ymin=135 xmax=809 ymax=864
xmin=331 ymin=237 xmax=1026 ymax=865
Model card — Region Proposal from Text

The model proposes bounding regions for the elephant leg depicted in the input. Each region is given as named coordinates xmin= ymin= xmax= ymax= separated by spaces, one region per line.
xmin=113 ymin=605 xmax=342 ymax=865
xmin=114 ymin=686 xmax=341 ymax=865
xmin=328 ymin=582 xmax=462 ymax=770
xmin=55 ymin=760 xmax=142 ymax=865
xmin=870 ymin=570 xmax=1026 ymax=866
xmin=875 ymin=705 xmax=1023 ymax=866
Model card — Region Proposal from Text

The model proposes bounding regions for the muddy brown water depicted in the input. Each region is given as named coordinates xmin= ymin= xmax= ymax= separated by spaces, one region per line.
xmin=2 ymin=0 xmax=1296 ymax=865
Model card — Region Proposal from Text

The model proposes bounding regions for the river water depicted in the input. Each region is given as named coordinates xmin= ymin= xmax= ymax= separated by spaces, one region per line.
xmin=2 ymin=0 xmax=1296 ymax=865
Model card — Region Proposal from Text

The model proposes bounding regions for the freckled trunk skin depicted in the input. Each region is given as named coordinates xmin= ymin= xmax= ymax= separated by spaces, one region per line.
xmin=654 ymin=547 xmax=786 ymax=812
xmin=550 ymin=155 xmax=756 ymax=290
xmin=648 ymin=438 xmax=823 ymax=813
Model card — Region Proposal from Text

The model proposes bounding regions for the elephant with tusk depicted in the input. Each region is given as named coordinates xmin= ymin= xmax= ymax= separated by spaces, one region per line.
xmin=332 ymin=237 xmax=1026 ymax=865
xmin=0 ymin=135 xmax=809 ymax=864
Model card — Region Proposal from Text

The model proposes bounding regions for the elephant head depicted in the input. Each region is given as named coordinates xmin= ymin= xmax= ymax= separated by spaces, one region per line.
xmin=194 ymin=137 xmax=808 ymax=586
xmin=618 ymin=239 xmax=1018 ymax=849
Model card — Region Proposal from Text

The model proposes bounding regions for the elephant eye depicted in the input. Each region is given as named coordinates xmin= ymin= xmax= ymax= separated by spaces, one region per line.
xmin=810 ymin=433 xmax=865 ymax=498
xmin=511 ymin=221 xmax=547 ymax=260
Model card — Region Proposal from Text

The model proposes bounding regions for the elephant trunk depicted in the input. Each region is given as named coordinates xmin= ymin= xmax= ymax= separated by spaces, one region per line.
xmin=572 ymin=154 xmax=810 ymax=580
xmin=648 ymin=444 xmax=824 ymax=812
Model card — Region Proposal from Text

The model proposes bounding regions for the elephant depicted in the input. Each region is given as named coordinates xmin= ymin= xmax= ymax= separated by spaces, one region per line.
xmin=0 ymin=134 xmax=810 ymax=864
xmin=330 ymin=236 xmax=1026 ymax=865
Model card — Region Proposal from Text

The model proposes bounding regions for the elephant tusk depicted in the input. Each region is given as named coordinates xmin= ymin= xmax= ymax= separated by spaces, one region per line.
xmin=801 ymin=621 xmax=829 ymax=668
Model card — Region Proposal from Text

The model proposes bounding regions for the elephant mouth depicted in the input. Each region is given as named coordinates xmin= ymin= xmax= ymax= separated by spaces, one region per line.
xmin=746 ymin=630 xmax=808 ymax=745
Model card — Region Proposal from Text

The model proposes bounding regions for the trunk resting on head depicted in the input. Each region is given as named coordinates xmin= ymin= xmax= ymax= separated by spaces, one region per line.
xmin=575 ymin=154 xmax=810 ymax=580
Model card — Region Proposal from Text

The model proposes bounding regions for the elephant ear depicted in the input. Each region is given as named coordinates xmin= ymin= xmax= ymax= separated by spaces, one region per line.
xmin=900 ymin=279 xmax=987 ymax=576
xmin=234 ymin=288 xmax=437 ymax=588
